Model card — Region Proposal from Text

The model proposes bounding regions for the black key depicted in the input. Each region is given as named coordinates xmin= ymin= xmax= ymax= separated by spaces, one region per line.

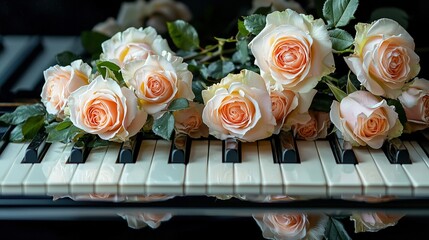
xmin=169 ymin=133 xmax=191 ymax=164
xmin=222 ymin=137 xmax=241 ymax=163
xmin=0 ymin=125 xmax=13 ymax=154
xmin=117 ymin=133 xmax=142 ymax=164
xmin=383 ymin=137 xmax=411 ymax=164
xmin=329 ymin=131 xmax=357 ymax=164
xmin=68 ymin=138 xmax=91 ymax=164
xmin=0 ymin=36 xmax=3 ymax=51
xmin=22 ymin=130 xmax=50 ymax=163
xmin=271 ymin=131 xmax=299 ymax=164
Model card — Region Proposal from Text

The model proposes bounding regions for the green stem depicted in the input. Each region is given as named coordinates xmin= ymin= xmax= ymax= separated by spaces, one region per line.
xmin=183 ymin=44 xmax=219 ymax=61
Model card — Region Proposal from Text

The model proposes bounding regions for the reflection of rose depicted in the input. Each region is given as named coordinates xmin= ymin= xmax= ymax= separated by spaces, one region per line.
xmin=119 ymin=212 xmax=173 ymax=229
xmin=249 ymin=9 xmax=335 ymax=93
xmin=122 ymin=52 xmax=194 ymax=115
xmin=100 ymin=27 xmax=173 ymax=67
xmin=293 ymin=110 xmax=330 ymax=141
xmin=398 ymin=78 xmax=429 ymax=133
xmin=41 ymin=59 xmax=91 ymax=119
xmin=330 ymin=90 xmax=403 ymax=149
xmin=344 ymin=18 xmax=420 ymax=98
xmin=174 ymin=101 xmax=209 ymax=138
xmin=351 ymin=212 xmax=404 ymax=233
xmin=68 ymin=76 xmax=148 ymax=141
xmin=202 ymin=69 xmax=276 ymax=142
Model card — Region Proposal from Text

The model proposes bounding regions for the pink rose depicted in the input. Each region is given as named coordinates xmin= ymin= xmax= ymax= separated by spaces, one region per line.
xmin=249 ymin=9 xmax=335 ymax=93
xmin=293 ymin=110 xmax=330 ymax=141
xmin=202 ymin=69 xmax=276 ymax=142
xmin=68 ymin=76 xmax=148 ymax=141
xmin=41 ymin=59 xmax=91 ymax=119
xmin=330 ymin=90 xmax=403 ymax=149
xmin=122 ymin=51 xmax=194 ymax=115
xmin=344 ymin=18 xmax=420 ymax=98
xmin=351 ymin=212 xmax=404 ymax=233
xmin=100 ymin=26 xmax=173 ymax=67
xmin=398 ymin=77 xmax=429 ymax=133
xmin=173 ymin=101 xmax=209 ymax=138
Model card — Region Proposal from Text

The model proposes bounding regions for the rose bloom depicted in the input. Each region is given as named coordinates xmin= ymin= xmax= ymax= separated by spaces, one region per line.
xmin=293 ymin=110 xmax=330 ymax=141
xmin=41 ymin=59 xmax=91 ymax=119
xmin=344 ymin=18 xmax=420 ymax=99
xmin=202 ymin=69 xmax=276 ymax=142
xmin=100 ymin=26 xmax=173 ymax=67
xmin=122 ymin=51 xmax=194 ymax=115
xmin=398 ymin=77 xmax=429 ymax=133
xmin=330 ymin=90 xmax=403 ymax=149
xmin=68 ymin=76 xmax=148 ymax=141
xmin=249 ymin=9 xmax=335 ymax=93
xmin=351 ymin=212 xmax=404 ymax=233
xmin=173 ymin=101 xmax=209 ymax=138
xmin=119 ymin=212 xmax=173 ymax=229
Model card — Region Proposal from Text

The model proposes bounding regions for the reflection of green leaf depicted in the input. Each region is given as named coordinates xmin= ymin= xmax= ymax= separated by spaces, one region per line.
xmin=370 ymin=7 xmax=409 ymax=29
xmin=152 ymin=112 xmax=175 ymax=140
xmin=323 ymin=0 xmax=359 ymax=28
xmin=325 ymin=217 xmax=352 ymax=240
xmin=167 ymin=20 xmax=200 ymax=51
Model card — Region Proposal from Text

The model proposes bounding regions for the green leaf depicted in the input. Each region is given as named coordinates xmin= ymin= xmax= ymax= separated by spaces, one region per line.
xmin=46 ymin=122 xmax=83 ymax=143
xmin=252 ymin=5 xmax=273 ymax=15
xmin=88 ymin=138 xmax=110 ymax=148
xmin=55 ymin=120 xmax=73 ymax=131
xmin=346 ymin=75 xmax=358 ymax=94
xmin=325 ymin=81 xmax=347 ymax=102
xmin=329 ymin=28 xmax=354 ymax=51
xmin=96 ymin=61 xmax=125 ymax=86
xmin=0 ymin=103 xmax=46 ymax=125
xmin=237 ymin=19 xmax=250 ymax=39
xmin=9 ymin=124 xmax=24 ymax=142
xmin=387 ymin=98 xmax=407 ymax=127
xmin=243 ymin=14 xmax=266 ymax=35
xmin=168 ymin=98 xmax=189 ymax=111
xmin=310 ymin=92 xmax=334 ymax=112
xmin=167 ymin=20 xmax=200 ymax=51
xmin=152 ymin=112 xmax=175 ymax=140
xmin=370 ymin=7 xmax=409 ymax=29
xmin=192 ymin=80 xmax=207 ymax=104
xmin=232 ymin=39 xmax=250 ymax=64
xmin=22 ymin=115 xmax=45 ymax=139
xmin=323 ymin=0 xmax=359 ymax=28
xmin=56 ymin=51 xmax=79 ymax=66
xmin=324 ymin=217 xmax=352 ymax=240
xmin=208 ymin=60 xmax=235 ymax=79
xmin=81 ymin=31 xmax=110 ymax=58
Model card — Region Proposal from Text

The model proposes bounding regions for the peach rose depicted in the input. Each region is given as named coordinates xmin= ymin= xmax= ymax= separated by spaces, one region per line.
xmin=398 ymin=78 xmax=429 ymax=133
xmin=351 ymin=212 xmax=404 ymax=233
xmin=122 ymin=51 xmax=194 ymax=115
xmin=119 ymin=212 xmax=173 ymax=229
xmin=68 ymin=76 xmax=148 ymax=141
xmin=100 ymin=26 xmax=173 ymax=67
xmin=202 ymin=69 xmax=276 ymax=142
xmin=173 ymin=101 xmax=209 ymax=138
xmin=41 ymin=59 xmax=91 ymax=119
xmin=330 ymin=90 xmax=403 ymax=149
xmin=293 ymin=110 xmax=330 ymax=141
xmin=344 ymin=18 xmax=420 ymax=99
xmin=249 ymin=9 xmax=335 ymax=93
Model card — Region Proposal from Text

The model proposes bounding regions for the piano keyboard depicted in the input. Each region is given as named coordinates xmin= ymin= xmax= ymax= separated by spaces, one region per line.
xmin=2 ymin=35 xmax=429 ymax=199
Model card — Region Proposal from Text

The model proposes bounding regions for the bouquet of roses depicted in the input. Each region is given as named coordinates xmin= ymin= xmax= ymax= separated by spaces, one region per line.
xmin=1 ymin=0 xmax=427 ymax=157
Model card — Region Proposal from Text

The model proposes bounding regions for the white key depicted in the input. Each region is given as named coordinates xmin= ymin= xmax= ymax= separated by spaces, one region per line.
xmin=119 ymin=140 xmax=156 ymax=195
xmin=402 ymin=141 xmax=429 ymax=196
xmin=95 ymin=144 xmax=123 ymax=195
xmin=146 ymin=140 xmax=185 ymax=195
xmin=258 ymin=140 xmax=283 ymax=194
xmin=46 ymin=144 xmax=77 ymax=195
xmin=368 ymin=147 xmax=412 ymax=196
xmin=280 ymin=140 xmax=326 ymax=197
xmin=207 ymin=140 xmax=234 ymax=195
xmin=23 ymin=142 xmax=67 ymax=195
xmin=0 ymin=143 xmax=30 ymax=194
xmin=353 ymin=147 xmax=386 ymax=196
xmin=185 ymin=140 xmax=209 ymax=195
xmin=234 ymin=142 xmax=261 ymax=194
xmin=69 ymin=145 xmax=109 ymax=194
xmin=0 ymin=143 xmax=27 ymax=181
xmin=316 ymin=140 xmax=361 ymax=196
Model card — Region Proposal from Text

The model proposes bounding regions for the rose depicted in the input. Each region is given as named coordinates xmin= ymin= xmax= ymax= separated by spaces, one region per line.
xmin=293 ymin=110 xmax=330 ymax=141
xmin=41 ymin=59 xmax=91 ymax=119
xmin=330 ymin=90 xmax=403 ymax=149
xmin=119 ymin=212 xmax=173 ymax=229
xmin=351 ymin=212 xmax=404 ymax=233
xmin=68 ymin=76 xmax=148 ymax=141
xmin=173 ymin=101 xmax=209 ymax=138
xmin=344 ymin=18 xmax=420 ymax=99
xmin=100 ymin=26 xmax=173 ymax=67
xmin=270 ymin=89 xmax=316 ymax=134
xmin=249 ymin=9 xmax=335 ymax=93
xmin=201 ymin=69 xmax=276 ymax=142
xmin=398 ymin=78 xmax=429 ymax=133
xmin=92 ymin=17 xmax=123 ymax=37
xmin=122 ymin=51 xmax=194 ymax=115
